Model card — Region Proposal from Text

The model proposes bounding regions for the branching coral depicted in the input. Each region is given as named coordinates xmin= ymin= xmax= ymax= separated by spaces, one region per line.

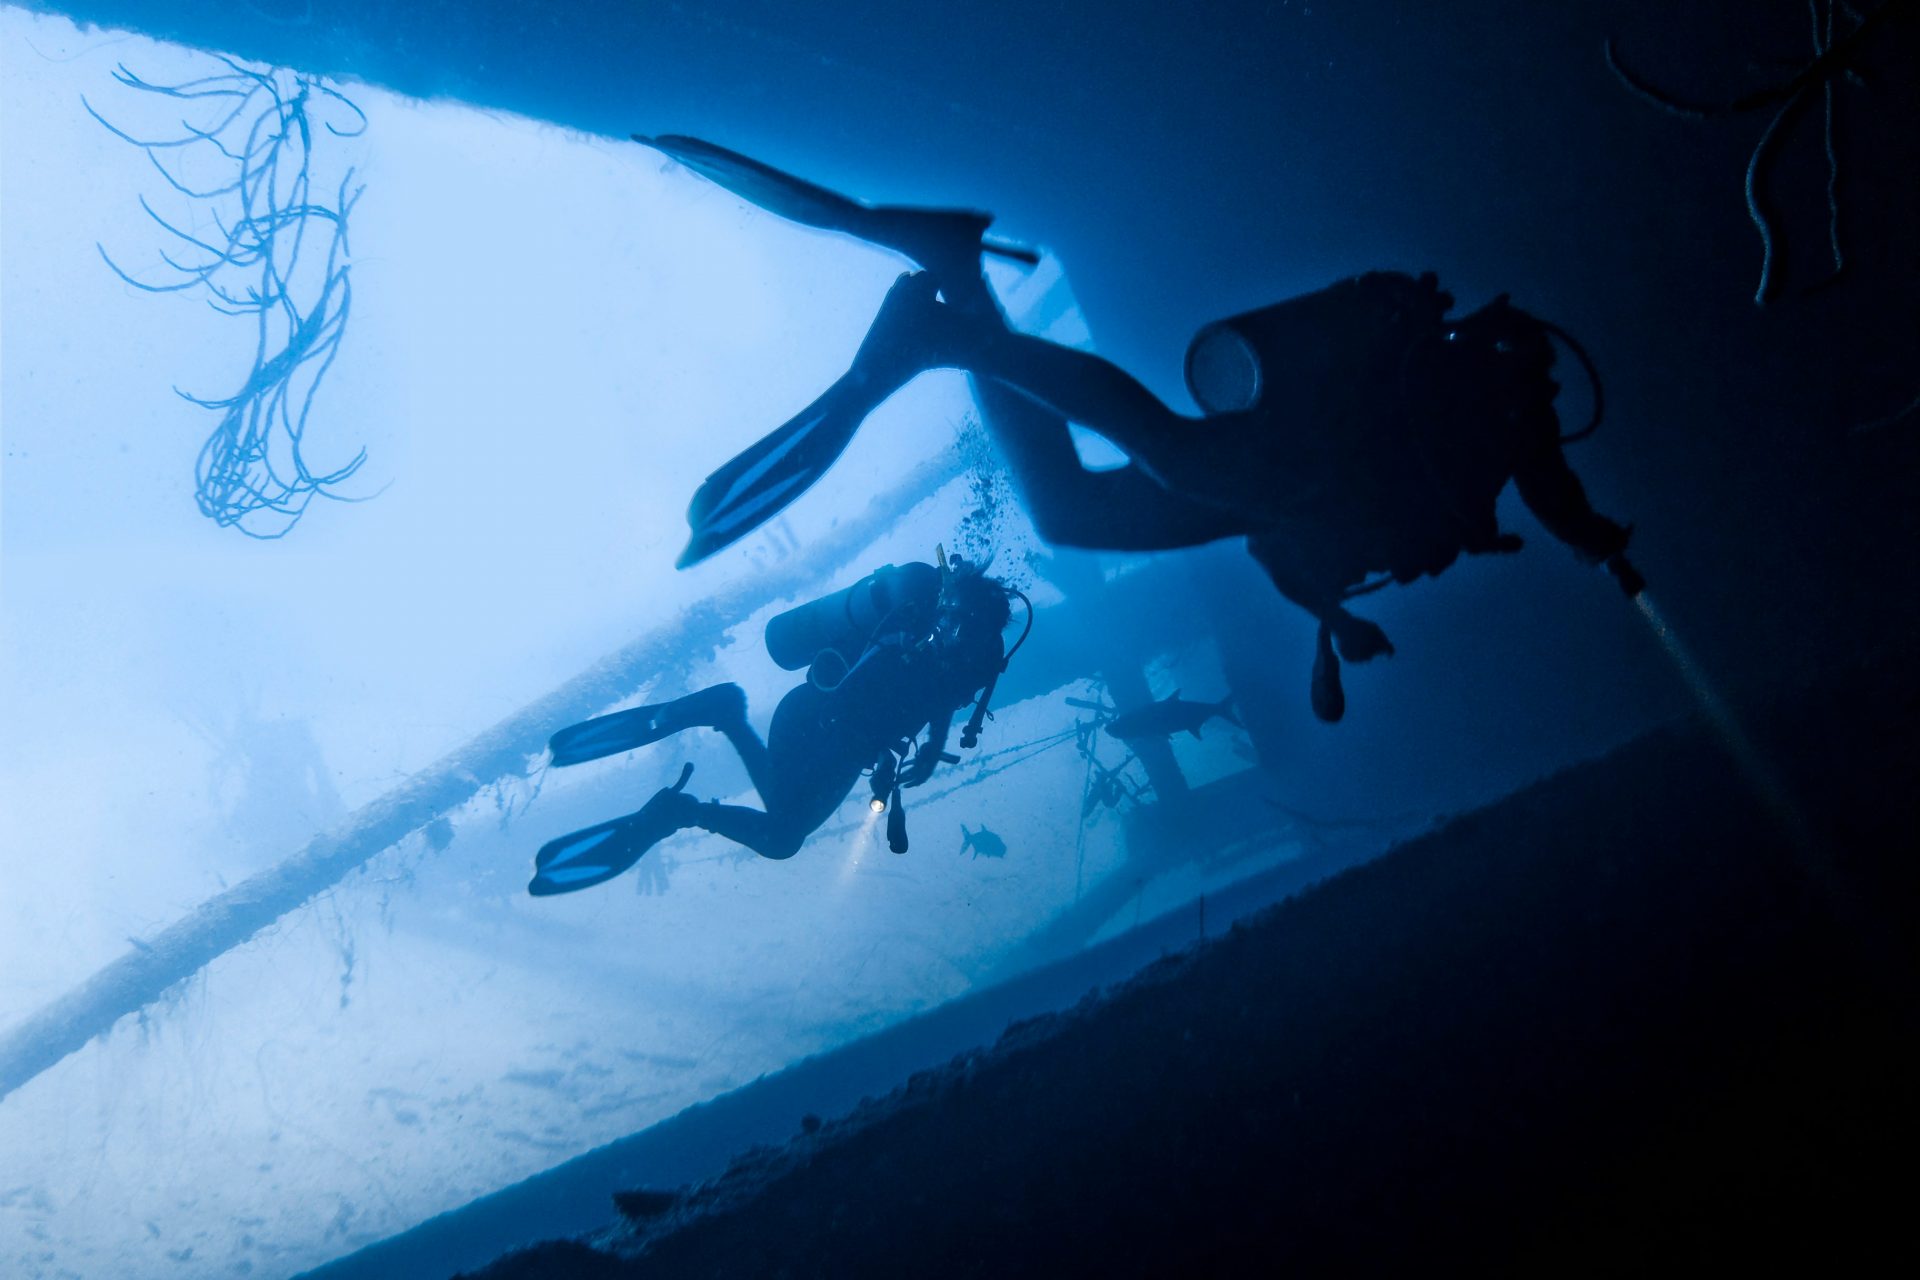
xmin=1606 ymin=0 xmax=1913 ymax=306
xmin=90 ymin=55 xmax=371 ymax=536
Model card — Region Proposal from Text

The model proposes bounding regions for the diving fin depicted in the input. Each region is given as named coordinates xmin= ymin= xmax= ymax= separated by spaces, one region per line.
xmin=549 ymin=705 xmax=680 ymax=768
xmin=635 ymin=134 xmax=1037 ymax=274
xmin=548 ymin=685 xmax=746 ymax=767
xmin=680 ymin=272 xmax=947 ymax=567
xmin=678 ymin=384 xmax=866 ymax=567
xmin=529 ymin=763 xmax=696 ymax=894
xmin=637 ymin=135 xmax=872 ymax=236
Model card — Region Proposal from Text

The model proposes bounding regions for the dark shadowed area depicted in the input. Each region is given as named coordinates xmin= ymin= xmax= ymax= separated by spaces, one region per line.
xmin=465 ymin=645 xmax=1919 ymax=1277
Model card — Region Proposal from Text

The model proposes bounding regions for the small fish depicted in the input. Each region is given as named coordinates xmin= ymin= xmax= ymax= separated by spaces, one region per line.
xmin=959 ymin=824 xmax=1008 ymax=859
xmin=1103 ymin=690 xmax=1240 ymax=741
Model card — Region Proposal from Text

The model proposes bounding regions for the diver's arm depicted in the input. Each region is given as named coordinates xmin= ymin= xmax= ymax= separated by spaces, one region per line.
xmin=1512 ymin=436 xmax=1645 ymax=595
xmin=1512 ymin=433 xmax=1631 ymax=565
xmin=901 ymin=711 xmax=956 ymax=787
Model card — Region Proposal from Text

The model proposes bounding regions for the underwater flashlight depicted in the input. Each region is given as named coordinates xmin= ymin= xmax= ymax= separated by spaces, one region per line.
xmin=869 ymin=750 xmax=898 ymax=813
xmin=1604 ymin=552 xmax=1646 ymax=598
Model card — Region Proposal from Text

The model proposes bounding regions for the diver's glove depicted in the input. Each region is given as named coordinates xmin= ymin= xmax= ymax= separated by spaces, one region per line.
xmin=900 ymin=746 xmax=959 ymax=788
xmin=1603 ymin=553 xmax=1645 ymax=598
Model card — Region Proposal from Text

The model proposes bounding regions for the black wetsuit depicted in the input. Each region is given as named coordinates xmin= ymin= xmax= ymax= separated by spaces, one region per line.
xmin=684 ymin=607 xmax=1003 ymax=861
xmin=642 ymin=136 xmax=1634 ymax=709
xmin=891 ymin=267 xmax=1632 ymax=660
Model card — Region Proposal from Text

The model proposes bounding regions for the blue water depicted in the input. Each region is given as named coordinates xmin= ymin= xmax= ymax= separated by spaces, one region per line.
xmin=0 ymin=4 xmax=1732 ymax=1275
xmin=0 ymin=15 xmax=1305 ymax=1276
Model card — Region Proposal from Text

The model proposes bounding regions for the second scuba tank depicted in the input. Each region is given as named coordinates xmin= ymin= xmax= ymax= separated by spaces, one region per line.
xmin=764 ymin=561 xmax=941 ymax=672
xmin=1183 ymin=271 xmax=1454 ymax=417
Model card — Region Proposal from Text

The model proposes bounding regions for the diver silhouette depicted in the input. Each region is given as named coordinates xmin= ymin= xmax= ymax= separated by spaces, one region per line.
xmin=530 ymin=553 xmax=1026 ymax=895
xmin=644 ymin=135 xmax=1642 ymax=722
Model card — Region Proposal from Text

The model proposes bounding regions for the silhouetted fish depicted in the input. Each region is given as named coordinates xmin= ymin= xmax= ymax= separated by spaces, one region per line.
xmin=1104 ymin=691 xmax=1240 ymax=741
xmin=960 ymin=824 xmax=1007 ymax=859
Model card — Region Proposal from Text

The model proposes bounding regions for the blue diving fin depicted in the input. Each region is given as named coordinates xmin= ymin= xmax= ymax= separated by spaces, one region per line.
xmin=678 ymin=270 xmax=947 ymax=567
xmin=529 ymin=763 xmax=696 ymax=894
xmin=640 ymin=136 xmax=927 ymax=569
xmin=634 ymin=134 xmax=1038 ymax=275
xmin=633 ymin=133 xmax=1033 ymax=566
xmin=678 ymin=382 xmax=866 ymax=568
xmin=636 ymin=134 xmax=873 ymax=237
xmin=548 ymin=684 xmax=747 ymax=768
xmin=549 ymin=705 xmax=679 ymax=768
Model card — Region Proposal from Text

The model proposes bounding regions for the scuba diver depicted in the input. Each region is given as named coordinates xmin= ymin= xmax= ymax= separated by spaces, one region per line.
xmin=530 ymin=550 xmax=1030 ymax=896
xmin=641 ymin=135 xmax=1644 ymax=722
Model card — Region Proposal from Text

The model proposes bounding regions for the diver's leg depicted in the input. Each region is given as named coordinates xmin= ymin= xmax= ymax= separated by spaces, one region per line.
xmin=685 ymin=269 xmax=1273 ymax=566
xmin=706 ymin=700 xmax=775 ymax=802
xmin=644 ymin=135 xmax=1277 ymax=551
xmin=967 ymin=329 xmax=1202 ymax=463
xmin=636 ymin=135 xmax=1031 ymax=320
xmin=683 ymin=680 xmax=822 ymax=811
xmin=683 ymin=801 xmax=799 ymax=860
xmin=971 ymin=381 xmax=1251 ymax=551
xmin=823 ymin=272 xmax=1207 ymax=473
xmin=687 ymin=685 xmax=865 ymax=860
xmin=687 ymin=770 xmax=857 ymax=860
xmin=922 ymin=297 xmax=1310 ymax=516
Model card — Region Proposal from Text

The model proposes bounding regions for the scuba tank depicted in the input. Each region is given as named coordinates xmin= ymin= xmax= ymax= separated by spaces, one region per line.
xmin=1183 ymin=271 xmax=1455 ymax=417
xmin=764 ymin=561 xmax=942 ymax=674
